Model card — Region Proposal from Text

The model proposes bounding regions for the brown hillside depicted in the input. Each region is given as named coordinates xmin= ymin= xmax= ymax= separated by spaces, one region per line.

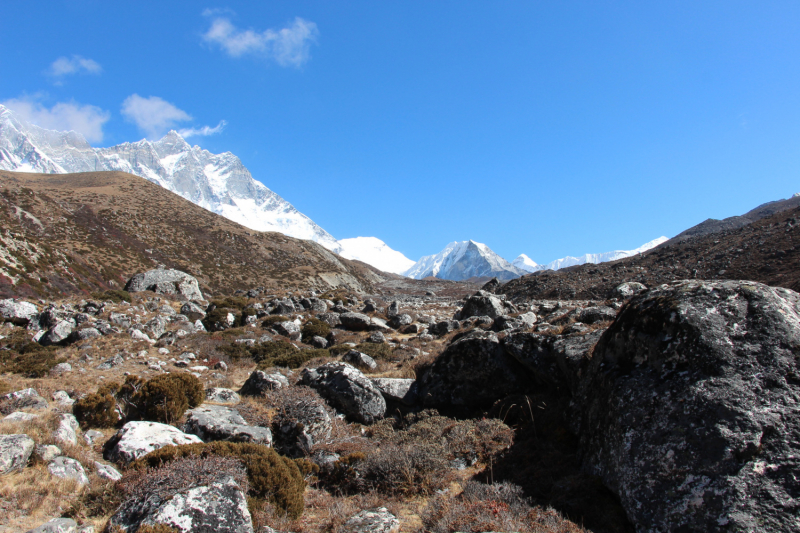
xmin=0 ymin=170 xmax=386 ymax=299
xmin=500 ymin=204 xmax=800 ymax=301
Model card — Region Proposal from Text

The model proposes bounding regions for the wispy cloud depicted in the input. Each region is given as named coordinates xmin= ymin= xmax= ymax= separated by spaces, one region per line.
xmin=178 ymin=120 xmax=227 ymax=138
xmin=121 ymin=94 xmax=225 ymax=140
xmin=48 ymin=55 xmax=102 ymax=78
xmin=2 ymin=95 xmax=110 ymax=143
xmin=202 ymin=15 xmax=319 ymax=67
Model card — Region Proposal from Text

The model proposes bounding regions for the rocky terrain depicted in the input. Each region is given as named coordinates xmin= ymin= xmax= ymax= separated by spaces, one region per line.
xmin=499 ymin=203 xmax=800 ymax=301
xmin=0 ymin=170 xmax=386 ymax=300
xmin=0 ymin=171 xmax=798 ymax=533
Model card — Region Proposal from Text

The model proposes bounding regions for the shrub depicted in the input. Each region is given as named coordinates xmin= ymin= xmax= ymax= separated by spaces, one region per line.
xmin=301 ymin=318 xmax=331 ymax=343
xmin=73 ymin=391 xmax=119 ymax=429
xmin=203 ymin=307 xmax=238 ymax=331
xmin=211 ymin=296 xmax=250 ymax=310
xmin=92 ymin=289 xmax=132 ymax=303
xmin=257 ymin=348 xmax=328 ymax=370
xmin=63 ymin=481 xmax=122 ymax=522
xmin=130 ymin=442 xmax=306 ymax=519
xmin=262 ymin=315 xmax=290 ymax=328
xmin=360 ymin=444 xmax=450 ymax=495
xmin=0 ymin=332 xmax=66 ymax=377
xmin=138 ymin=373 xmax=204 ymax=424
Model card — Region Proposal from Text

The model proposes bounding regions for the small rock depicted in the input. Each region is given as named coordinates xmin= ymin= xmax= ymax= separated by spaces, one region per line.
xmin=342 ymin=350 xmax=378 ymax=370
xmin=94 ymin=461 xmax=122 ymax=481
xmin=240 ymin=371 xmax=289 ymax=395
xmin=0 ymin=433 xmax=35 ymax=474
xmin=35 ymin=444 xmax=62 ymax=462
xmin=54 ymin=414 xmax=80 ymax=446
xmin=205 ymin=388 xmax=241 ymax=405
xmin=26 ymin=518 xmax=79 ymax=533
xmin=50 ymin=362 xmax=73 ymax=375
xmin=104 ymin=421 xmax=202 ymax=464
xmin=342 ymin=507 xmax=399 ymax=533
xmin=84 ymin=429 xmax=104 ymax=446
xmin=48 ymin=456 xmax=89 ymax=485
xmin=3 ymin=411 xmax=39 ymax=422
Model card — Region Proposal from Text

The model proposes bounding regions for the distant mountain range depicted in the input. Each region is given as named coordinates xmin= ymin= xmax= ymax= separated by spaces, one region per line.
xmin=513 ymin=237 xmax=669 ymax=273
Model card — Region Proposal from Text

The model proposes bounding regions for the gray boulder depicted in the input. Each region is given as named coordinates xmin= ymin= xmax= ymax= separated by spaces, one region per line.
xmin=301 ymin=362 xmax=386 ymax=424
xmin=180 ymin=301 xmax=206 ymax=321
xmin=576 ymin=306 xmax=617 ymax=324
xmin=0 ymin=433 xmax=35 ymax=474
xmin=459 ymin=290 xmax=517 ymax=319
xmin=26 ymin=518 xmax=78 ymax=533
xmin=342 ymin=507 xmax=399 ymax=533
xmin=2 ymin=388 xmax=48 ymax=412
xmin=310 ymin=335 xmax=329 ymax=349
xmin=66 ymin=327 xmax=102 ymax=344
xmin=273 ymin=320 xmax=301 ymax=340
xmin=110 ymin=312 xmax=132 ymax=328
xmin=183 ymin=405 xmax=272 ymax=446
xmin=104 ymin=421 xmax=202 ymax=464
xmin=428 ymin=320 xmax=460 ymax=337
xmin=39 ymin=319 xmax=75 ymax=346
xmin=339 ymin=312 xmax=372 ymax=331
xmin=418 ymin=330 xmax=529 ymax=407
xmin=35 ymin=444 xmax=62 ymax=462
xmin=144 ymin=315 xmax=169 ymax=339
xmin=125 ymin=267 xmax=203 ymax=301
xmin=387 ymin=301 xmax=400 ymax=318
xmin=94 ymin=461 xmax=122 ymax=481
xmin=109 ymin=475 xmax=253 ymax=533
xmin=611 ymin=281 xmax=647 ymax=299
xmin=273 ymin=395 xmax=332 ymax=457
xmin=97 ymin=354 xmax=124 ymax=370
xmin=54 ymin=414 xmax=80 ymax=446
xmin=205 ymin=388 xmax=241 ymax=405
xmin=239 ymin=371 xmax=289 ymax=396
xmin=48 ymin=456 xmax=89 ymax=485
xmin=0 ymin=298 xmax=38 ymax=325
xmin=387 ymin=313 xmax=412 ymax=329
xmin=579 ymin=280 xmax=800 ymax=532
xmin=316 ymin=312 xmax=341 ymax=327
xmin=370 ymin=378 xmax=419 ymax=406
xmin=342 ymin=350 xmax=377 ymax=370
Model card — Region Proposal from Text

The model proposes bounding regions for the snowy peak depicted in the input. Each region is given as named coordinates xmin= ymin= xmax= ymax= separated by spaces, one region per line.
xmin=512 ymin=254 xmax=539 ymax=272
xmin=0 ymin=104 xmax=341 ymax=252
xmin=517 ymin=236 xmax=669 ymax=272
xmin=337 ymin=237 xmax=416 ymax=275
xmin=405 ymin=240 xmax=527 ymax=281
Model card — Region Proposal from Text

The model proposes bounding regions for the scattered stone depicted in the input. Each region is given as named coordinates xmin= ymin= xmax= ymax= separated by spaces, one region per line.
xmin=366 ymin=331 xmax=385 ymax=344
xmin=84 ymin=430 xmax=104 ymax=446
xmin=54 ymin=414 xmax=80 ymax=446
xmin=342 ymin=350 xmax=378 ymax=370
xmin=310 ymin=335 xmax=329 ymax=349
xmin=576 ymin=306 xmax=617 ymax=324
xmin=35 ymin=444 xmax=62 ymax=463
xmin=129 ymin=329 xmax=154 ymax=344
xmin=2 ymin=388 xmax=48 ymax=412
xmin=370 ymin=378 xmax=419 ymax=406
xmin=388 ymin=314 xmax=412 ymax=329
xmin=387 ymin=301 xmax=400 ymax=318
xmin=342 ymin=507 xmax=399 ymax=533
xmin=104 ymin=421 xmax=203 ymax=464
xmin=39 ymin=319 xmax=75 ymax=346
xmin=48 ymin=456 xmax=89 ymax=485
xmin=26 ymin=518 xmax=79 ymax=533
xmin=3 ymin=411 xmax=39 ymax=422
xmin=301 ymin=362 xmax=386 ymax=424
xmin=97 ymin=354 xmax=124 ymax=370
xmin=459 ymin=290 xmax=517 ymax=319
xmin=50 ymin=363 xmax=72 ymax=376
xmin=316 ymin=312 xmax=341 ymax=327
xmin=611 ymin=281 xmax=648 ymax=298
xmin=180 ymin=301 xmax=206 ymax=321
xmin=0 ymin=433 xmax=35 ymax=474
xmin=274 ymin=320 xmax=301 ymax=340
xmin=94 ymin=461 xmax=122 ymax=481
xmin=339 ymin=312 xmax=372 ymax=331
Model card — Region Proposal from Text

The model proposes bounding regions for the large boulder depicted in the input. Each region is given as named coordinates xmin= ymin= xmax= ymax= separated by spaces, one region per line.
xmin=39 ymin=319 xmax=76 ymax=346
xmin=239 ymin=371 xmax=289 ymax=396
xmin=418 ymin=330 xmax=530 ymax=407
xmin=125 ymin=267 xmax=203 ymax=301
xmin=104 ymin=421 xmax=202 ymax=464
xmin=272 ymin=393 xmax=332 ymax=457
xmin=459 ymin=290 xmax=518 ymax=319
xmin=183 ymin=405 xmax=272 ymax=446
xmin=578 ymin=280 xmax=800 ymax=532
xmin=339 ymin=312 xmax=372 ymax=331
xmin=300 ymin=362 xmax=386 ymax=424
xmin=0 ymin=298 xmax=38 ymax=326
xmin=109 ymin=475 xmax=253 ymax=533
xmin=0 ymin=433 xmax=35 ymax=474
xmin=576 ymin=306 xmax=617 ymax=325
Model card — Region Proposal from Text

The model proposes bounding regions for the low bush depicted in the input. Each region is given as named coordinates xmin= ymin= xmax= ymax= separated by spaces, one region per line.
xmin=63 ymin=481 xmax=123 ymax=522
xmin=0 ymin=330 xmax=66 ymax=377
xmin=203 ymin=307 xmax=238 ymax=331
xmin=262 ymin=315 xmax=290 ymax=328
xmin=257 ymin=348 xmax=328 ymax=370
xmin=92 ymin=289 xmax=132 ymax=303
xmin=73 ymin=391 xmax=119 ymax=429
xmin=130 ymin=442 xmax=306 ymax=519
xmin=138 ymin=373 xmax=204 ymax=424
xmin=211 ymin=296 xmax=250 ymax=310
xmin=360 ymin=444 xmax=450 ymax=495
xmin=301 ymin=318 xmax=331 ymax=343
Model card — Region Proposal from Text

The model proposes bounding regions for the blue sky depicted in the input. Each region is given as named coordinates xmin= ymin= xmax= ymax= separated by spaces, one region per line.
xmin=2 ymin=1 xmax=800 ymax=264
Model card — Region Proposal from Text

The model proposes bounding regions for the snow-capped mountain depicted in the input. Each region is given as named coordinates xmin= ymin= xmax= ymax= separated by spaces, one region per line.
xmin=514 ymin=236 xmax=669 ymax=273
xmin=0 ymin=104 xmax=341 ymax=251
xmin=404 ymin=240 xmax=527 ymax=281
xmin=337 ymin=237 xmax=416 ymax=275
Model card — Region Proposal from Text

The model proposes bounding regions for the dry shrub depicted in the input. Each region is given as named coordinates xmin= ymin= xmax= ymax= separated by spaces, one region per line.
xmin=358 ymin=443 xmax=450 ymax=495
xmin=63 ymin=480 xmax=122 ymax=523
xmin=92 ymin=289 xmax=132 ymax=303
xmin=130 ymin=441 xmax=305 ymax=519
xmin=137 ymin=373 xmax=203 ymax=424
xmin=261 ymin=315 xmax=290 ymax=327
xmin=73 ymin=391 xmax=119 ymax=429
xmin=0 ymin=328 xmax=66 ymax=377
xmin=421 ymin=480 xmax=586 ymax=533
xmin=258 ymin=348 xmax=328 ymax=370
xmin=301 ymin=318 xmax=331 ymax=342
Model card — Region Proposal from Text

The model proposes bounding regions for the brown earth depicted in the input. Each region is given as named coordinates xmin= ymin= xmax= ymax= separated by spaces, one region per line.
xmin=499 ymin=204 xmax=800 ymax=301
xmin=0 ymin=170 xmax=388 ymax=299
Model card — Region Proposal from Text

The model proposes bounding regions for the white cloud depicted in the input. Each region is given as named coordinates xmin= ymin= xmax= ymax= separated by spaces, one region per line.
xmin=2 ymin=96 xmax=110 ymax=143
xmin=178 ymin=120 xmax=227 ymax=138
xmin=121 ymin=94 xmax=192 ymax=139
xmin=202 ymin=16 xmax=319 ymax=67
xmin=49 ymin=55 xmax=102 ymax=77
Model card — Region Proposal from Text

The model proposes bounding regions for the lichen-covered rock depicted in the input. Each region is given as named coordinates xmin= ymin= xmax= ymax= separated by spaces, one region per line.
xmin=104 ymin=421 xmax=202 ymax=464
xmin=0 ymin=433 xmax=35 ymax=474
xmin=26 ymin=518 xmax=78 ymax=533
xmin=459 ymin=290 xmax=518 ymax=319
xmin=579 ymin=280 xmax=800 ymax=532
xmin=109 ymin=475 xmax=253 ymax=533
xmin=301 ymin=362 xmax=386 ymax=424
xmin=418 ymin=330 xmax=529 ymax=407
xmin=370 ymin=378 xmax=419 ymax=406
xmin=39 ymin=319 xmax=75 ymax=346
xmin=181 ymin=301 xmax=206 ymax=321
xmin=342 ymin=507 xmax=399 ymax=533
xmin=240 ymin=371 xmax=289 ymax=396
xmin=205 ymin=387 xmax=241 ymax=405
xmin=273 ymin=395 xmax=332 ymax=457
xmin=2 ymin=388 xmax=48 ymax=412
xmin=94 ymin=461 xmax=122 ymax=481
xmin=273 ymin=320 xmax=301 ymax=340
xmin=35 ymin=444 xmax=61 ymax=462
xmin=611 ymin=281 xmax=647 ymax=299
xmin=339 ymin=312 xmax=372 ymax=331
xmin=125 ymin=267 xmax=203 ymax=301
xmin=54 ymin=414 xmax=80 ymax=446
xmin=0 ymin=298 xmax=38 ymax=326
xmin=342 ymin=350 xmax=377 ymax=370
xmin=48 ymin=456 xmax=89 ymax=485
xmin=183 ymin=405 xmax=272 ymax=446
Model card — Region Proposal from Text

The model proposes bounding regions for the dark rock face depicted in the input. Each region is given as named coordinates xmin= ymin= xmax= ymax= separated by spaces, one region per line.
xmin=418 ymin=330 xmax=531 ymax=407
xmin=459 ymin=290 xmax=518 ymax=319
xmin=125 ymin=268 xmax=203 ymax=301
xmin=579 ymin=280 xmax=800 ymax=532
xmin=300 ymin=362 xmax=386 ymax=424
xmin=239 ymin=371 xmax=288 ymax=396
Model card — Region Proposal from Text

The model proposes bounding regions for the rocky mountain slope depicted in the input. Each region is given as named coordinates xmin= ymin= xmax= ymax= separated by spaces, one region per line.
xmin=499 ymin=202 xmax=800 ymax=301
xmin=404 ymin=240 xmax=527 ymax=281
xmin=0 ymin=169 xmax=386 ymax=299
xmin=513 ymin=236 xmax=668 ymax=273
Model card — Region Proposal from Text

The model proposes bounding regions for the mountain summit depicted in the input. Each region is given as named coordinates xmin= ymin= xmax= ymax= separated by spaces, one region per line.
xmin=404 ymin=240 xmax=527 ymax=281
xmin=0 ymin=104 xmax=340 ymax=251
